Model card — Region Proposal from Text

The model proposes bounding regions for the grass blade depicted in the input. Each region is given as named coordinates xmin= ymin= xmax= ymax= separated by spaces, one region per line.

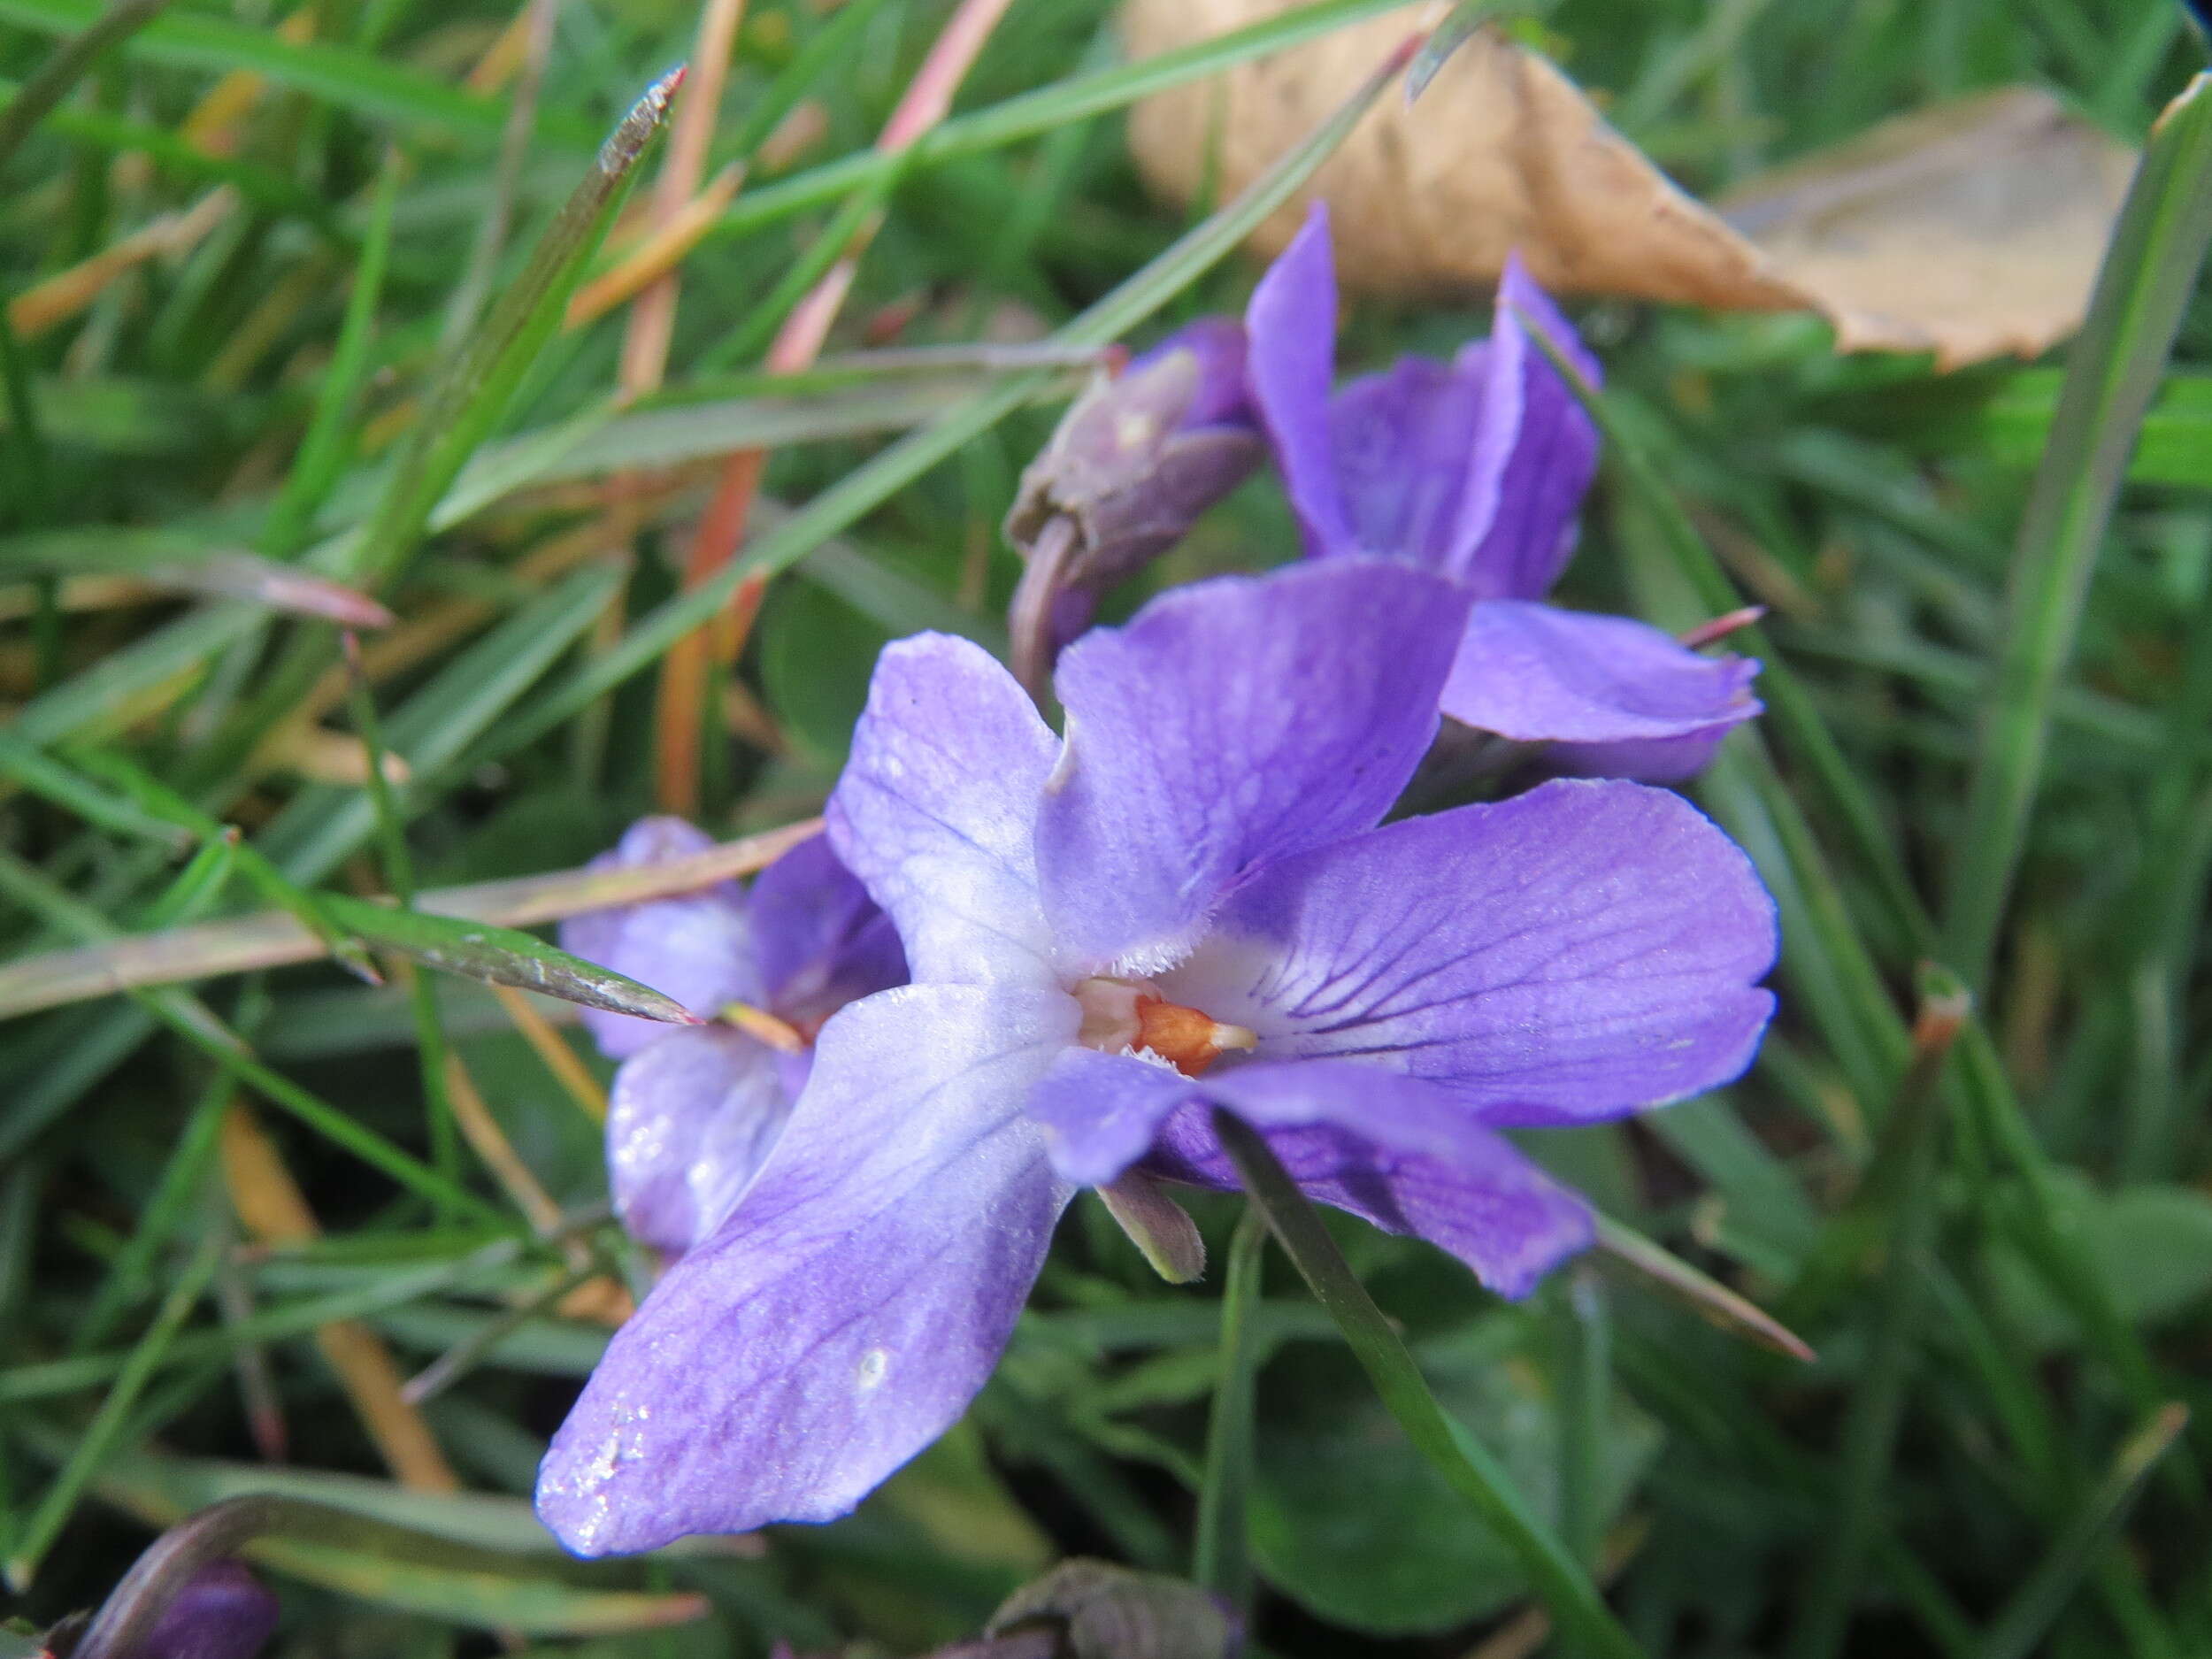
xmin=347 ymin=65 xmax=678 ymax=589
xmin=1788 ymin=972 xmax=1972 ymax=1659
xmin=257 ymin=150 xmax=403 ymax=561
xmin=0 ymin=0 xmax=545 ymax=140
xmin=1594 ymin=1216 xmax=1815 ymax=1364
xmin=4 ymin=1228 xmax=221 ymax=1590
xmin=0 ymin=818 xmax=817 ymax=1018
xmin=1978 ymin=1405 xmax=2191 ymax=1659
xmin=0 ymin=0 xmax=172 ymax=173
xmin=315 ymin=895 xmax=702 ymax=1027
xmin=707 ymin=0 xmax=1421 ymax=248
xmin=1941 ymin=72 xmax=2212 ymax=991
xmin=0 ymin=849 xmax=497 ymax=1223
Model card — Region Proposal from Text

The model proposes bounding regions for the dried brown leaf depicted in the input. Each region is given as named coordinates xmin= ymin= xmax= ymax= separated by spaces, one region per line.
xmin=1121 ymin=0 xmax=2137 ymax=367
xmin=1716 ymin=87 xmax=2137 ymax=367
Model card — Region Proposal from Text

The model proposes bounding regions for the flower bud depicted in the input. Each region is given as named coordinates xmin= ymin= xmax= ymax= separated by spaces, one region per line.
xmin=1005 ymin=319 xmax=1263 ymax=696
xmin=140 ymin=1561 xmax=279 ymax=1659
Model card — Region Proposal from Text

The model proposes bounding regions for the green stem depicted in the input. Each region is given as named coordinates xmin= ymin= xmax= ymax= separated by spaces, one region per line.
xmin=1212 ymin=1110 xmax=1646 ymax=1659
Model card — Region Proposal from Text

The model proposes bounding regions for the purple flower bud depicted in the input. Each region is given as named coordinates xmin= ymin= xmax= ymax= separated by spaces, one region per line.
xmin=1005 ymin=319 xmax=1265 ymax=695
xmin=137 ymin=1561 xmax=278 ymax=1659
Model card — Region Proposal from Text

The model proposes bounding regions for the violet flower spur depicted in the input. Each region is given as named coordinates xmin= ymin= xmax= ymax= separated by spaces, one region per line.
xmin=1245 ymin=202 xmax=1762 ymax=784
xmin=560 ymin=818 xmax=905 ymax=1257
xmin=534 ymin=559 xmax=1778 ymax=1555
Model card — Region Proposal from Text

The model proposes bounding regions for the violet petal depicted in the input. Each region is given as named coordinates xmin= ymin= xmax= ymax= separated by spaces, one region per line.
xmin=140 ymin=1560 xmax=280 ymax=1659
xmin=1543 ymin=726 xmax=1747 ymax=786
xmin=1244 ymin=202 xmax=1354 ymax=558
xmin=1157 ymin=778 xmax=1778 ymax=1125
xmin=559 ymin=818 xmax=761 ymax=1061
xmin=1440 ymin=600 xmax=1763 ymax=782
xmin=827 ymin=634 xmax=1060 ymax=988
xmin=1146 ymin=1103 xmax=1594 ymax=1301
xmin=747 ymin=832 xmax=907 ymax=1031
xmin=536 ymin=984 xmax=1079 ymax=1554
xmin=1037 ymin=560 xmax=1468 ymax=977
xmin=1326 ymin=355 xmax=1486 ymax=571
xmin=1447 ymin=253 xmax=1602 ymax=600
xmin=1025 ymin=1047 xmax=1200 ymax=1187
xmin=606 ymin=1026 xmax=790 ymax=1257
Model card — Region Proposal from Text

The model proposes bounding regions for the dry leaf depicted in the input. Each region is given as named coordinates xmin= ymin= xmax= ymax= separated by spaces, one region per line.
xmin=1715 ymin=88 xmax=2138 ymax=366
xmin=1120 ymin=0 xmax=2138 ymax=367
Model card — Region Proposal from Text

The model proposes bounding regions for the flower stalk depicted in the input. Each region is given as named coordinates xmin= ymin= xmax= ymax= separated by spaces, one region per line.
xmin=1211 ymin=1108 xmax=1647 ymax=1659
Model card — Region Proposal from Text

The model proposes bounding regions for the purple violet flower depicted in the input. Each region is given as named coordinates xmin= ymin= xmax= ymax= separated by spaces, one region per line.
xmin=535 ymin=559 xmax=1777 ymax=1555
xmin=1246 ymin=203 xmax=1762 ymax=783
xmin=561 ymin=820 xmax=905 ymax=1257
xmin=140 ymin=1560 xmax=280 ymax=1659
xmin=1004 ymin=319 xmax=1263 ymax=695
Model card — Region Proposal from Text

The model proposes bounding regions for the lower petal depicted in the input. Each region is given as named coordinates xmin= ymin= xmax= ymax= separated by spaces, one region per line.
xmin=1158 ymin=778 xmax=1778 ymax=1125
xmin=537 ymin=985 xmax=1079 ymax=1555
xmin=1145 ymin=1100 xmax=1592 ymax=1301
xmin=1439 ymin=601 xmax=1760 ymax=783
xmin=1025 ymin=1048 xmax=1199 ymax=1187
xmin=1545 ymin=727 xmax=1740 ymax=787
xmin=606 ymin=1027 xmax=791 ymax=1257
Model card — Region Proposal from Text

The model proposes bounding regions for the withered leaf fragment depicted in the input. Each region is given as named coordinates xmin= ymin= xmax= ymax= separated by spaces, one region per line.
xmin=987 ymin=1560 xmax=1241 ymax=1659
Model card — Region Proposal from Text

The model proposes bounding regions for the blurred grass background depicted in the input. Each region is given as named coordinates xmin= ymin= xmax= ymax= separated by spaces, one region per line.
xmin=5 ymin=0 xmax=2212 ymax=1655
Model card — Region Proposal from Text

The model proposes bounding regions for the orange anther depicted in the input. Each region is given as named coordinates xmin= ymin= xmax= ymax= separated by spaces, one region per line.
xmin=1133 ymin=996 xmax=1257 ymax=1078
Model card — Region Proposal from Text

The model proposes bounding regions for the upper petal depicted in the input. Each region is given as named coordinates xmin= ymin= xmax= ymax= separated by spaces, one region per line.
xmin=560 ymin=817 xmax=761 ymax=1061
xmin=1037 ymin=560 xmax=1469 ymax=976
xmin=1440 ymin=601 xmax=1762 ymax=783
xmin=1144 ymin=1100 xmax=1593 ymax=1301
xmin=1157 ymin=779 xmax=1778 ymax=1125
xmin=607 ymin=1026 xmax=791 ymax=1257
xmin=827 ymin=634 xmax=1059 ymax=987
xmin=537 ymin=984 xmax=1079 ymax=1555
xmin=1326 ymin=356 xmax=1484 ymax=570
xmin=1245 ymin=202 xmax=1354 ymax=557
xmin=1446 ymin=255 xmax=1601 ymax=599
xmin=747 ymin=831 xmax=908 ymax=1030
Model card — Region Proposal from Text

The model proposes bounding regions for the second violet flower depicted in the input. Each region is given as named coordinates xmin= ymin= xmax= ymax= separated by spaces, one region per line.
xmin=1247 ymin=203 xmax=1762 ymax=783
xmin=562 ymin=821 xmax=905 ymax=1257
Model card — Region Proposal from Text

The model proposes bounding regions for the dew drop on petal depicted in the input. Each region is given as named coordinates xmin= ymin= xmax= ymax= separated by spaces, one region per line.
xmin=855 ymin=1347 xmax=890 ymax=1393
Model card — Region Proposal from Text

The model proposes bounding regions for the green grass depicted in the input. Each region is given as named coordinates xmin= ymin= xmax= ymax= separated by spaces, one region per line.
xmin=5 ymin=0 xmax=2212 ymax=1655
